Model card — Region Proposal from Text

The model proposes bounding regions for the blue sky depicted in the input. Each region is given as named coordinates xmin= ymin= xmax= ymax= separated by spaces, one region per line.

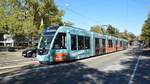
xmin=55 ymin=0 xmax=150 ymax=35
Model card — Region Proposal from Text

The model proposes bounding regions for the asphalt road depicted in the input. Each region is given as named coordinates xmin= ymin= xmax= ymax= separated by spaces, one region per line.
xmin=0 ymin=51 xmax=37 ymax=74
xmin=0 ymin=47 xmax=150 ymax=84
xmin=0 ymin=51 xmax=36 ymax=67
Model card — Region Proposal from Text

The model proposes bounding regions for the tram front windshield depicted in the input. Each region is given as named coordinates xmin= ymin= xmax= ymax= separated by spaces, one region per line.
xmin=39 ymin=32 xmax=55 ymax=49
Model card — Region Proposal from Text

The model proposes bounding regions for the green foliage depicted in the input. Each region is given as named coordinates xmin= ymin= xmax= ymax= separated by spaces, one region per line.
xmin=90 ymin=25 xmax=105 ymax=34
xmin=127 ymin=32 xmax=136 ymax=41
xmin=25 ymin=0 xmax=64 ymax=28
xmin=0 ymin=0 xmax=64 ymax=45
xmin=119 ymin=30 xmax=136 ymax=42
xmin=105 ymin=25 xmax=136 ymax=42
xmin=90 ymin=24 xmax=120 ymax=36
xmin=106 ymin=24 xmax=119 ymax=37
xmin=141 ymin=13 xmax=150 ymax=46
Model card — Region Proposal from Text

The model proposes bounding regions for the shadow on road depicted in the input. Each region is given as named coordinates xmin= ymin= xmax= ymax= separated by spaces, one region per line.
xmin=133 ymin=49 xmax=150 ymax=84
xmin=141 ymin=49 xmax=150 ymax=56
xmin=122 ymin=48 xmax=150 ymax=84
xmin=0 ymin=49 xmax=150 ymax=84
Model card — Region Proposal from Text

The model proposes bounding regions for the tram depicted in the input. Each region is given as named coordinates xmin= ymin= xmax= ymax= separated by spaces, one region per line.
xmin=37 ymin=26 xmax=128 ymax=64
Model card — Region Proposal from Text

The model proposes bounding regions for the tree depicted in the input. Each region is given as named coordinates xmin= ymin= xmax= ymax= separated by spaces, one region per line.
xmin=90 ymin=25 xmax=105 ymax=34
xmin=141 ymin=12 xmax=150 ymax=46
xmin=141 ymin=22 xmax=150 ymax=46
xmin=0 ymin=0 xmax=64 ymax=46
xmin=0 ymin=0 xmax=36 ymax=44
xmin=127 ymin=32 xmax=136 ymax=42
xmin=118 ymin=30 xmax=129 ymax=40
xmin=0 ymin=0 xmax=22 ymax=35
xmin=119 ymin=29 xmax=136 ymax=43
xmin=25 ymin=0 xmax=64 ymax=29
xmin=106 ymin=24 xmax=119 ymax=37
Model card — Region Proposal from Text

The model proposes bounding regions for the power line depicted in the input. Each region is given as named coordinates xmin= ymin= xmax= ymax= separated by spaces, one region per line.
xmin=65 ymin=8 xmax=100 ymax=24
xmin=58 ymin=4 xmax=100 ymax=25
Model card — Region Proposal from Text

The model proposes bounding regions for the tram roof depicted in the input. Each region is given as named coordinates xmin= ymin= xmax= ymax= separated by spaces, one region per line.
xmin=48 ymin=26 xmax=128 ymax=42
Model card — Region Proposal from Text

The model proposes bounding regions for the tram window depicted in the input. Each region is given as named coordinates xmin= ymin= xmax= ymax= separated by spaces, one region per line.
xmin=53 ymin=33 xmax=66 ymax=49
xmin=116 ymin=40 xmax=118 ymax=45
xmin=102 ymin=39 xmax=105 ymax=47
xmin=99 ymin=39 xmax=103 ymax=48
xmin=118 ymin=41 xmax=120 ymax=46
xmin=95 ymin=38 xmax=100 ymax=48
xmin=85 ymin=37 xmax=90 ymax=49
xmin=71 ymin=35 xmax=77 ymax=50
xmin=120 ymin=41 xmax=122 ymax=47
xmin=78 ymin=36 xmax=84 ymax=50
xmin=126 ymin=42 xmax=128 ymax=46
xmin=108 ymin=40 xmax=113 ymax=48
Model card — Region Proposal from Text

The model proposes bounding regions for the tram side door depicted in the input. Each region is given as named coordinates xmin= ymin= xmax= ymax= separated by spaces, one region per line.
xmin=52 ymin=32 xmax=68 ymax=62
xmin=70 ymin=34 xmax=91 ymax=60
xmin=69 ymin=34 xmax=78 ymax=60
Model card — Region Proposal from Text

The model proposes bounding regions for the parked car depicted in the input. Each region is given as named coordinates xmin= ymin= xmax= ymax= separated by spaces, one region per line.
xmin=8 ymin=47 xmax=16 ymax=52
xmin=22 ymin=47 xmax=37 ymax=57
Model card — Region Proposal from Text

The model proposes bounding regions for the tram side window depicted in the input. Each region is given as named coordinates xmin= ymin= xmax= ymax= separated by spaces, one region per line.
xmin=53 ymin=33 xmax=66 ymax=49
xmin=116 ymin=40 xmax=118 ymax=46
xmin=108 ymin=40 xmax=113 ymax=48
xmin=85 ymin=37 xmax=90 ymax=49
xmin=120 ymin=41 xmax=122 ymax=47
xmin=118 ymin=41 xmax=120 ymax=46
xmin=95 ymin=38 xmax=100 ymax=48
xmin=102 ymin=39 xmax=105 ymax=47
xmin=126 ymin=42 xmax=128 ymax=46
xmin=123 ymin=42 xmax=125 ymax=47
xmin=78 ymin=36 xmax=84 ymax=50
xmin=71 ymin=35 xmax=77 ymax=50
xmin=99 ymin=39 xmax=102 ymax=48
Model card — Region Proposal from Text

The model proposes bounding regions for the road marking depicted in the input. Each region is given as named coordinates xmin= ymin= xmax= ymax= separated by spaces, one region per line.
xmin=128 ymin=55 xmax=141 ymax=84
